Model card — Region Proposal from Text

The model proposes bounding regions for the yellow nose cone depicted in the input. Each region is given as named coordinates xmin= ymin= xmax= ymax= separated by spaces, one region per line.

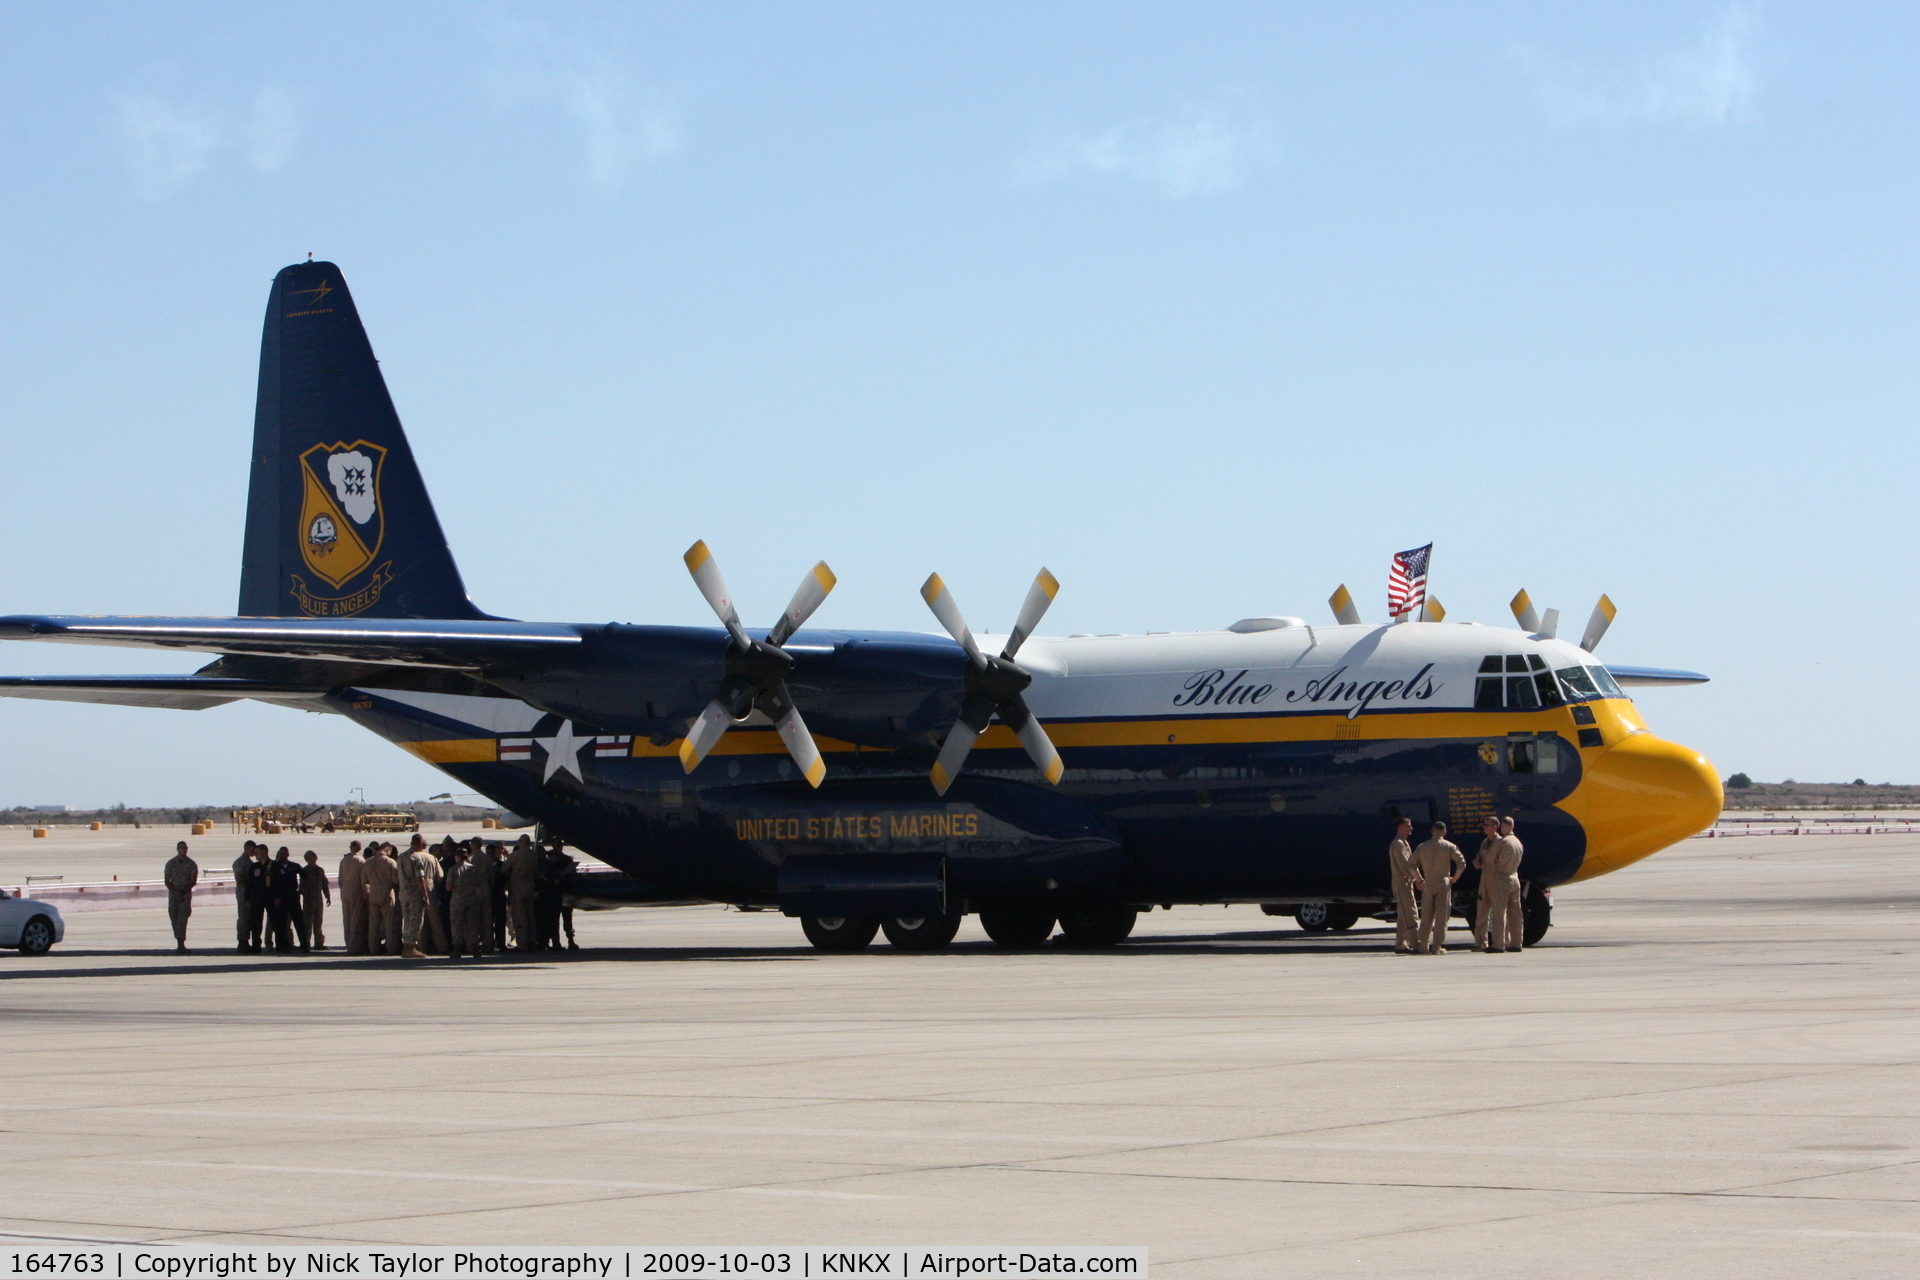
xmin=1563 ymin=733 xmax=1723 ymax=881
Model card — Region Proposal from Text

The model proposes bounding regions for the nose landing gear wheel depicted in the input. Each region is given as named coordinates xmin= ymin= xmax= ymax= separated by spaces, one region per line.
xmin=800 ymin=915 xmax=880 ymax=952
xmin=881 ymin=913 xmax=962 ymax=951
xmin=1522 ymin=884 xmax=1552 ymax=946
xmin=977 ymin=906 xmax=1056 ymax=948
xmin=1056 ymin=906 xmax=1138 ymax=947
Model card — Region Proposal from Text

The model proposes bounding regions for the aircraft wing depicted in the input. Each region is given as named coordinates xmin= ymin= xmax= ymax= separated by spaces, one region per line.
xmin=0 ymin=616 xmax=581 ymax=669
xmin=1605 ymin=665 xmax=1709 ymax=687
xmin=0 ymin=675 xmax=334 ymax=711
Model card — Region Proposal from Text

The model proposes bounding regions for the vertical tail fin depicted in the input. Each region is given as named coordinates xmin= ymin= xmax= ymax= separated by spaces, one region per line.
xmin=238 ymin=261 xmax=490 ymax=619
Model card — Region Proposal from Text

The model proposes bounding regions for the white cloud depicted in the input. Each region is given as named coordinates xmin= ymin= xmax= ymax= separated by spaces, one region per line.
xmin=1512 ymin=5 xmax=1759 ymax=128
xmin=483 ymin=8 xmax=682 ymax=194
xmin=247 ymin=85 xmax=299 ymax=173
xmin=109 ymin=84 xmax=301 ymax=199
xmin=1020 ymin=98 xmax=1260 ymax=199
xmin=111 ymin=94 xmax=220 ymax=201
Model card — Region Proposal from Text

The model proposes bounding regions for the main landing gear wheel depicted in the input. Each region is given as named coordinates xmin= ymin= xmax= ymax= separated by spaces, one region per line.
xmin=977 ymin=906 xmax=1056 ymax=948
xmin=1056 ymin=906 xmax=1138 ymax=947
xmin=17 ymin=916 xmax=55 ymax=955
xmin=1522 ymin=884 xmax=1552 ymax=947
xmin=881 ymin=913 xmax=962 ymax=951
xmin=800 ymin=915 xmax=880 ymax=952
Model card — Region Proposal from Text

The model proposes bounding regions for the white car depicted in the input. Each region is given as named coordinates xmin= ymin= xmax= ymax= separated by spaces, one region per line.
xmin=0 ymin=888 xmax=64 ymax=954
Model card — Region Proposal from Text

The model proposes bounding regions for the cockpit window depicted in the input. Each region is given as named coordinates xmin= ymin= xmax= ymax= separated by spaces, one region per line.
xmin=1478 ymin=654 xmax=1563 ymax=708
xmin=1589 ymin=665 xmax=1626 ymax=699
xmin=1556 ymin=667 xmax=1601 ymax=700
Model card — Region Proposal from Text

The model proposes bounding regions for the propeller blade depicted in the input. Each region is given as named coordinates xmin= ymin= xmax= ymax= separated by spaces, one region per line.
xmin=1539 ymin=607 xmax=1560 ymax=639
xmin=920 ymin=573 xmax=985 ymax=665
xmin=1003 ymin=695 xmax=1064 ymax=786
xmin=684 ymin=541 xmax=749 ymax=646
xmin=1423 ymin=595 xmax=1446 ymax=623
xmin=768 ymin=561 xmax=837 ymax=647
xmin=770 ymin=702 xmax=827 ymax=788
xmin=1000 ymin=568 xmax=1059 ymax=660
xmin=1579 ymin=594 xmax=1616 ymax=652
xmin=1329 ymin=585 xmax=1362 ymax=626
xmin=929 ymin=719 xmax=982 ymax=796
xmin=1510 ymin=589 xmax=1540 ymax=633
xmin=677 ymin=698 xmax=734 ymax=774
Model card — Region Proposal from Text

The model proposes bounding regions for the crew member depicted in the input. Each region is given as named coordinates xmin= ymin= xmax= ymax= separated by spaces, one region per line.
xmin=300 ymin=850 xmax=332 ymax=950
xmin=268 ymin=847 xmax=305 ymax=954
xmin=232 ymin=842 xmax=256 ymax=952
xmin=1472 ymin=816 xmax=1501 ymax=953
xmin=403 ymin=834 xmax=447 ymax=954
xmin=338 ymin=841 xmax=369 ymax=955
xmin=398 ymin=838 xmax=434 ymax=959
xmin=163 ymin=840 xmax=198 ymax=954
xmin=447 ymin=846 xmax=485 ymax=958
xmin=488 ymin=844 xmax=510 ymax=950
xmin=1387 ymin=817 xmax=1419 ymax=955
xmin=243 ymin=846 xmax=271 ymax=953
xmin=364 ymin=842 xmax=400 ymax=955
xmin=506 ymin=835 xmax=539 ymax=950
xmin=1485 ymin=817 xmax=1526 ymax=953
xmin=534 ymin=844 xmax=565 ymax=952
xmin=1410 ymin=821 xmax=1464 ymax=955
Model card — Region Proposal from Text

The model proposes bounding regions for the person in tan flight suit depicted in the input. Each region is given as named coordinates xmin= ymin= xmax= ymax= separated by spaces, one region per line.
xmin=1471 ymin=816 xmax=1502 ymax=952
xmin=364 ymin=843 xmax=400 ymax=955
xmin=506 ymin=835 xmax=540 ymax=950
xmin=398 ymin=838 xmax=436 ymax=959
xmin=164 ymin=841 xmax=198 ymax=954
xmin=447 ymin=846 xmax=487 ymax=958
xmin=1387 ymin=818 xmax=1419 ymax=954
xmin=1410 ymin=821 xmax=1465 ymax=955
xmin=402 ymin=835 xmax=447 ymax=954
xmin=338 ymin=841 xmax=369 ymax=955
xmin=1483 ymin=817 xmax=1526 ymax=953
xmin=232 ymin=842 xmax=256 ymax=952
xmin=299 ymin=850 xmax=331 ymax=950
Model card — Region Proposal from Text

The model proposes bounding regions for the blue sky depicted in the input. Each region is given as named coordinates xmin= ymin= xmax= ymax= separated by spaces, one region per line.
xmin=1 ymin=2 xmax=1914 ymax=806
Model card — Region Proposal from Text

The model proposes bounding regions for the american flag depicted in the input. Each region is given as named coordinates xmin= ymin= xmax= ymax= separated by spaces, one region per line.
xmin=1387 ymin=544 xmax=1431 ymax=618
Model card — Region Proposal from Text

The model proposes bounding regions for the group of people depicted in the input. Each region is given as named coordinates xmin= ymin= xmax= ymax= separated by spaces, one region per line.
xmin=1385 ymin=814 xmax=1526 ymax=955
xmin=160 ymin=833 xmax=581 ymax=958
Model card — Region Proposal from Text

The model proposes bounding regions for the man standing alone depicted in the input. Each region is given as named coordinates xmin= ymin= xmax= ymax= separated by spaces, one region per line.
xmin=164 ymin=840 xmax=198 ymax=954
xmin=1411 ymin=821 xmax=1465 ymax=955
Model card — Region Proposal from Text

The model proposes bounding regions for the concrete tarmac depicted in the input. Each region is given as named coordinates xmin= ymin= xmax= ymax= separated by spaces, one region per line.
xmin=0 ymin=828 xmax=1914 ymax=1278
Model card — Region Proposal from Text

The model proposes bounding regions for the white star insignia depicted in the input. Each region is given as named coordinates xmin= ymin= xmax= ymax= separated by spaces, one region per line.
xmin=534 ymin=719 xmax=587 ymax=783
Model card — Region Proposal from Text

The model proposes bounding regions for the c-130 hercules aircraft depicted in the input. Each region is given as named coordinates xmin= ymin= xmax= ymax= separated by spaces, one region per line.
xmin=0 ymin=262 xmax=1723 ymax=951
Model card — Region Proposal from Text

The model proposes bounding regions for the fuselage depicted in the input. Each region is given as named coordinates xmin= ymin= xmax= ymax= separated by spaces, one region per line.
xmin=352 ymin=617 xmax=1722 ymax=911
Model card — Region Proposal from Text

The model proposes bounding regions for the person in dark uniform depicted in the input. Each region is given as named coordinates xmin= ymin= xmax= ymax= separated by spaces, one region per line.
xmin=242 ymin=847 xmax=271 ymax=953
xmin=555 ymin=850 xmax=580 ymax=950
xmin=300 ymin=850 xmax=332 ymax=950
xmin=488 ymin=844 xmax=510 ymax=951
xmin=268 ymin=847 xmax=305 ymax=954
xmin=233 ymin=841 xmax=258 ymax=952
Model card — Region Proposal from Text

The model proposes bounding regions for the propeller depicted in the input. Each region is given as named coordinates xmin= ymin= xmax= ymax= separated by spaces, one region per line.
xmin=920 ymin=569 xmax=1065 ymax=796
xmin=1422 ymin=596 xmax=1446 ymax=622
xmin=1328 ymin=584 xmax=1362 ymax=626
xmin=678 ymin=540 xmax=836 ymax=788
xmin=1579 ymin=594 xmax=1616 ymax=652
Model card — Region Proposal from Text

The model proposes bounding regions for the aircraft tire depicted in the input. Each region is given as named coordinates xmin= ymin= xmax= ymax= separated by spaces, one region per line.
xmin=881 ymin=913 xmax=962 ymax=951
xmin=17 ymin=916 xmax=55 ymax=955
xmin=1522 ymin=885 xmax=1552 ymax=947
xmin=1056 ymin=906 xmax=1138 ymax=947
xmin=800 ymin=915 xmax=880 ymax=953
xmin=977 ymin=906 xmax=1056 ymax=949
xmin=1294 ymin=903 xmax=1332 ymax=933
xmin=1325 ymin=907 xmax=1361 ymax=932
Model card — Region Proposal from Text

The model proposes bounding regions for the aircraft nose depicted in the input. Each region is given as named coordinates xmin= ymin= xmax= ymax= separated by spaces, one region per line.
xmin=1569 ymin=733 xmax=1723 ymax=880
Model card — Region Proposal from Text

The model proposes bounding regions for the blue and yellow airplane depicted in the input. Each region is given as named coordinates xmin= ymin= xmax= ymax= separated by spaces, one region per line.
xmin=0 ymin=263 xmax=1722 ymax=950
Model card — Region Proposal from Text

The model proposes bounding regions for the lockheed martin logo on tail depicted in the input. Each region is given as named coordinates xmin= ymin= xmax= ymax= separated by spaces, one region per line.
xmin=291 ymin=440 xmax=392 ymax=616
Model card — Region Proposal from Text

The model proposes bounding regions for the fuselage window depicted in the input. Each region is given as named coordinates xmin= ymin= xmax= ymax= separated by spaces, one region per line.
xmin=1507 ymin=739 xmax=1535 ymax=772
xmin=1537 ymin=736 xmax=1561 ymax=773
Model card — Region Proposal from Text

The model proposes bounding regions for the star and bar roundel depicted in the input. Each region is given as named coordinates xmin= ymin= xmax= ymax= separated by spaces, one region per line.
xmin=499 ymin=715 xmax=632 ymax=784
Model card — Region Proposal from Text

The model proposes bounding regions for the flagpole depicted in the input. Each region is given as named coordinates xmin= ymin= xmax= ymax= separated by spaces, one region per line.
xmin=1419 ymin=547 xmax=1433 ymax=622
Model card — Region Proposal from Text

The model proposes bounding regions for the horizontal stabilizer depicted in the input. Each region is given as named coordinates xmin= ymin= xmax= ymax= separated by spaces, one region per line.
xmin=1605 ymin=665 xmax=1709 ymax=687
xmin=0 ymin=615 xmax=580 ymax=669
xmin=0 ymin=675 xmax=331 ymax=710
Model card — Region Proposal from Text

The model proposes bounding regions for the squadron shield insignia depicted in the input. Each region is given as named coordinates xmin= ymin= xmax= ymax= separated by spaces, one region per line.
xmin=290 ymin=439 xmax=392 ymax=615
